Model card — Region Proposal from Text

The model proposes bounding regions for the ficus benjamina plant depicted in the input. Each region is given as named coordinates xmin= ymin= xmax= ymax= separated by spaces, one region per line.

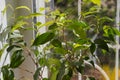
xmin=0 ymin=0 xmax=119 ymax=80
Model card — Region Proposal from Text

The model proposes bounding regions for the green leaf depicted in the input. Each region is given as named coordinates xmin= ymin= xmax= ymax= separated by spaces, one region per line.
xmin=38 ymin=20 xmax=55 ymax=29
xmin=28 ymin=13 xmax=42 ymax=17
xmin=103 ymin=26 xmax=116 ymax=41
xmin=54 ymin=47 xmax=67 ymax=55
xmin=91 ymin=0 xmax=101 ymax=6
xmin=7 ymin=45 xmax=15 ymax=52
xmin=10 ymin=50 xmax=25 ymax=68
xmin=48 ymin=23 xmax=58 ymax=30
xmin=76 ymin=39 xmax=90 ymax=45
xmin=39 ymin=58 xmax=46 ymax=66
xmin=90 ymin=43 xmax=96 ymax=54
xmin=48 ymin=58 xmax=61 ymax=69
xmin=99 ymin=17 xmax=113 ymax=24
xmin=69 ymin=21 xmax=88 ymax=38
xmin=50 ymin=70 xmax=59 ymax=80
xmin=39 ymin=7 xmax=45 ymax=11
xmin=34 ymin=49 xmax=40 ymax=56
xmin=32 ymin=32 xmax=55 ymax=46
xmin=7 ymin=45 xmax=21 ymax=52
xmin=33 ymin=67 xmax=41 ymax=80
xmin=83 ymin=11 xmax=98 ymax=16
xmin=2 ymin=66 xmax=14 ymax=80
xmin=94 ymin=39 xmax=109 ymax=51
xmin=16 ymin=6 xmax=30 ymax=11
xmin=51 ymin=39 xmax=62 ymax=48
xmin=112 ymin=27 xmax=120 ymax=36
xmin=11 ymin=20 xmax=28 ymax=32
xmin=35 ymin=22 xmax=42 ymax=26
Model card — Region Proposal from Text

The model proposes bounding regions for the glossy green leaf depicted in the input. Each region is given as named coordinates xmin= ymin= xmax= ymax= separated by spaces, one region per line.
xmin=33 ymin=67 xmax=41 ymax=80
xmin=10 ymin=50 xmax=25 ymax=68
xmin=32 ymin=32 xmax=55 ymax=46
xmin=51 ymin=39 xmax=62 ymax=48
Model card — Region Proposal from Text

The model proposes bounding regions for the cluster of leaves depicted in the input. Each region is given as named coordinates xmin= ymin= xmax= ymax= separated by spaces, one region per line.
xmin=0 ymin=0 xmax=119 ymax=80
xmin=31 ymin=9 xmax=120 ymax=80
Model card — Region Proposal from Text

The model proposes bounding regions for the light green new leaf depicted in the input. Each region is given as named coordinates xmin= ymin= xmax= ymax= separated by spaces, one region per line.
xmin=38 ymin=20 xmax=55 ymax=29
xmin=91 ymin=0 xmax=101 ymax=6
xmin=11 ymin=20 xmax=28 ymax=32
xmin=28 ymin=13 xmax=42 ymax=17
xmin=39 ymin=7 xmax=45 ymax=12
xmin=16 ymin=6 xmax=30 ymax=11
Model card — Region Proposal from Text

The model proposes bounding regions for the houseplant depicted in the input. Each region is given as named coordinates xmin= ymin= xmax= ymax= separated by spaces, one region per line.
xmin=0 ymin=0 xmax=119 ymax=80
